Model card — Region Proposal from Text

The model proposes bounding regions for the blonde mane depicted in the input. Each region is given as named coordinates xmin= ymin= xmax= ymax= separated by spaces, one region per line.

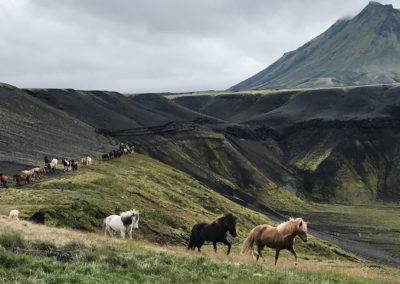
xmin=277 ymin=218 xmax=302 ymax=238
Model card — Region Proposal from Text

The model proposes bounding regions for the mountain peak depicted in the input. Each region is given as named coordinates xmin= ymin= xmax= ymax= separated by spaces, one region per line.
xmin=229 ymin=2 xmax=400 ymax=91
xmin=361 ymin=1 xmax=394 ymax=14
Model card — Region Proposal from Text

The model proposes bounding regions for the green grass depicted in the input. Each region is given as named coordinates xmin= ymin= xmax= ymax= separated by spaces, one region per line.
xmin=0 ymin=154 xmax=353 ymax=261
xmin=0 ymin=232 xmax=388 ymax=284
xmin=1 ymin=155 xmax=400 ymax=283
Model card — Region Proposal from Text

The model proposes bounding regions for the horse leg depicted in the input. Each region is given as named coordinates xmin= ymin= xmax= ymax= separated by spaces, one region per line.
xmin=221 ymin=239 xmax=231 ymax=255
xmin=121 ymin=230 xmax=125 ymax=239
xmin=257 ymin=245 xmax=265 ymax=262
xmin=213 ymin=242 xmax=217 ymax=253
xmin=197 ymin=240 xmax=204 ymax=252
xmin=274 ymin=249 xmax=280 ymax=265
xmin=129 ymin=228 xmax=133 ymax=240
xmin=288 ymin=247 xmax=298 ymax=266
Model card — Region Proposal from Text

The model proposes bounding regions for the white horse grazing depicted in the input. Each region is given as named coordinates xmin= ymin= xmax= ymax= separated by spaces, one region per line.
xmin=86 ymin=156 xmax=92 ymax=165
xmin=103 ymin=210 xmax=139 ymax=239
xmin=9 ymin=209 xmax=20 ymax=220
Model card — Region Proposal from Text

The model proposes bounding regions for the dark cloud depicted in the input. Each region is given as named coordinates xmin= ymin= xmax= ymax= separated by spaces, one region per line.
xmin=0 ymin=0 xmax=396 ymax=92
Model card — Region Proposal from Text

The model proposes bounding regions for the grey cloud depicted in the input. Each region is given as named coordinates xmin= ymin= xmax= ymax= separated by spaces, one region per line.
xmin=0 ymin=0 xmax=397 ymax=92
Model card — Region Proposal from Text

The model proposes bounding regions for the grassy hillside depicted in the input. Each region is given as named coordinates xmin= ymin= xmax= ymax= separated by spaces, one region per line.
xmin=0 ymin=154 xmax=353 ymax=261
xmin=2 ymin=154 xmax=400 ymax=282
xmin=1 ymin=218 xmax=399 ymax=284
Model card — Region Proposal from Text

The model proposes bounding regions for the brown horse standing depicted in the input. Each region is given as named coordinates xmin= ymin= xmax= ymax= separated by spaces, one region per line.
xmin=188 ymin=213 xmax=237 ymax=255
xmin=241 ymin=218 xmax=308 ymax=266
xmin=0 ymin=174 xmax=8 ymax=188
xmin=14 ymin=174 xmax=29 ymax=186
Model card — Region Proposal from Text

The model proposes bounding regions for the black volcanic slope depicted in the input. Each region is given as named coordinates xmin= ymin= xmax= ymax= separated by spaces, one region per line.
xmin=230 ymin=2 xmax=400 ymax=90
xmin=0 ymin=84 xmax=113 ymax=174
xmin=2 ymin=82 xmax=400 ymax=204
xmin=172 ymin=85 xmax=400 ymax=203
xmin=25 ymin=89 xmax=209 ymax=130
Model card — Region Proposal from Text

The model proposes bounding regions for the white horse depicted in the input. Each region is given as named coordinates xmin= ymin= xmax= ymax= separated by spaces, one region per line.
xmin=48 ymin=158 xmax=58 ymax=171
xmin=86 ymin=156 xmax=92 ymax=165
xmin=103 ymin=210 xmax=139 ymax=239
xmin=9 ymin=209 xmax=19 ymax=221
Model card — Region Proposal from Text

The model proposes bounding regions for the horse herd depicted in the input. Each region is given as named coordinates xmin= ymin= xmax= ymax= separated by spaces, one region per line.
xmin=104 ymin=210 xmax=308 ymax=266
xmin=2 ymin=141 xmax=308 ymax=266
xmin=102 ymin=145 xmax=135 ymax=161
xmin=0 ymin=143 xmax=135 ymax=188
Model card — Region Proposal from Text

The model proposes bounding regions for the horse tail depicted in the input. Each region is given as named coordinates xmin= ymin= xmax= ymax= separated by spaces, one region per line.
xmin=241 ymin=228 xmax=256 ymax=254
xmin=187 ymin=226 xmax=196 ymax=250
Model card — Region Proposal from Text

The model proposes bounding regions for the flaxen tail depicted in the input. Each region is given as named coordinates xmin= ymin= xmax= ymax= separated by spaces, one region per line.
xmin=241 ymin=228 xmax=256 ymax=254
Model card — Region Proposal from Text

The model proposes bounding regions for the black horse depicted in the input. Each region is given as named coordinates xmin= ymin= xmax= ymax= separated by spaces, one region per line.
xmin=188 ymin=213 xmax=237 ymax=255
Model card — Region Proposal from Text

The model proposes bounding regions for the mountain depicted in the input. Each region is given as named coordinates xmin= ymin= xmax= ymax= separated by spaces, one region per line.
xmin=230 ymin=2 xmax=400 ymax=90
xmin=171 ymin=85 xmax=400 ymax=203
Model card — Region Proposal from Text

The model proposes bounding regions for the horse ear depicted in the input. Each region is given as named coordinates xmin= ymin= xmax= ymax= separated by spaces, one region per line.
xmin=299 ymin=221 xmax=303 ymax=227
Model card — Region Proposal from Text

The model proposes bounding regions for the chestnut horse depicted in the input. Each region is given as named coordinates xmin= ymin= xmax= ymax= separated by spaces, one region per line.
xmin=0 ymin=174 xmax=8 ymax=188
xmin=241 ymin=218 xmax=308 ymax=266
xmin=188 ymin=213 xmax=237 ymax=255
xmin=13 ymin=174 xmax=30 ymax=186
xmin=33 ymin=166 xmax=45 ymax=178
xmin=21 ymin=169 xmax=35 ymax=182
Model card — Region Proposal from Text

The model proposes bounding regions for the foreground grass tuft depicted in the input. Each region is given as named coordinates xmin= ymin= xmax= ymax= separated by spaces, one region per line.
xmin=0 ymin=231 xmax=390 ymax=284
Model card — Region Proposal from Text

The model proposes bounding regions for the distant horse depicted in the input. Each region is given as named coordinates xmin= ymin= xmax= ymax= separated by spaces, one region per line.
xmin=0 ymin=174 xmax=8 ymax=188
xmin=33 ymin=166 xmax=45 ymax=179
xmin=124 ymin=145 xmax=135 ymax=154
xmin=81 ymin=157 xmax=87 ymax=165
xmin=47 ymin=158 xmax=58 ymax=172
xmin=103 ymin=210 xmax=140 ymax=239
xmin=81 ymin=156 xmax=92 ymax=166
xmin=188 ymin=213 xmax=237 ymax=255
xmin=9 ymin=209 xmax=19 ymax=220
xmin=21 ymin=169 xmax=36 ymax=182
xmin=71 ymin=160 xmax=78 ymax=171
xmin=62 ymin=159 xmax=71 ymax=171
xmin=102 ymin=154 xmax=109 ymax=161
xmin=14 ymin=174 xmax=30 ymax=186
xmin=241 ymin=218 xmax=308 ymax=266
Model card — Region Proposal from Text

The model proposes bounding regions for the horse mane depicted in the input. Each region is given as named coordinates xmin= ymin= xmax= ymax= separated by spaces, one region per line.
xmin=215 ymin=213 xmax=236 ymax=226
xmin=277 ymin=218 xmax=302 ymax=238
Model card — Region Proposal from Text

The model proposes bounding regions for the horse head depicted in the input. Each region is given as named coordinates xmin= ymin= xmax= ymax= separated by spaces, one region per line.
xmin=296 ymin=218 xmax=308 ymax=242
xmin=120 ymin=210 xmax=140 ymax=229
xmin=133 ymin=212 xmax=140 ymax=230
xmin=217 ymin=213 xmax=237 ymax=238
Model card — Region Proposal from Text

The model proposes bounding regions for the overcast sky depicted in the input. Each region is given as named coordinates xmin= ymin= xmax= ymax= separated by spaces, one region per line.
xmin=0 ymin=0 xmax=397 ymax=93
